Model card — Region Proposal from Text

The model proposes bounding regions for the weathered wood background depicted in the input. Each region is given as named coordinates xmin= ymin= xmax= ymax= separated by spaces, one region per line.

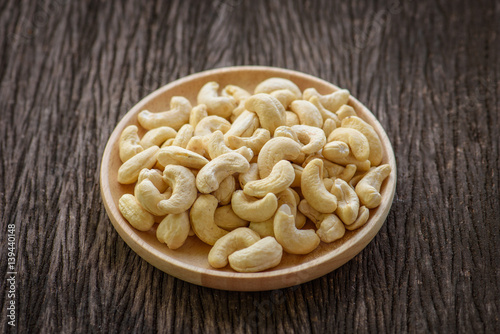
xmin=1 ymin=0 xmax=499 ymax=332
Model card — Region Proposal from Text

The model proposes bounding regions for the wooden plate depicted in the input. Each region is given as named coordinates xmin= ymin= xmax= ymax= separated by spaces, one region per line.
xmin=100 ymin=66 xmax=397 ymax=291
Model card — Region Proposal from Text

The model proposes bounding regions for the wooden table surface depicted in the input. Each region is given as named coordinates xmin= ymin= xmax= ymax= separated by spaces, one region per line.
xmin=1 ymin=0 xmax=499 ymax=332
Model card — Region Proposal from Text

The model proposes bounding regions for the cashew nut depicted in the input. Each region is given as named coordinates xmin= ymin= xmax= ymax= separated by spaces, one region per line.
xmin=238 ymin=162 xmax=260 ymax=189
xmin=291 ymin=124 xmax=327 ymax=154
xmin=224 ymin=110 xmax=260 ymax=138
xmin=190 ymin=194 xmax=228 ymax=245
xmin=140 ymin=126 xmax=178 ymax=149
xmin=257 ymin=137 xmax=302 ymax=178
xmin=197 ymin=81 xmax=236 ymax=118
xmin=157 ymin=146 xmax=209 ymax=169
xmin=274 ymin=125 xmax=300 ymax=142
xmin=330 ymin=178 xmax=360 ymax=225
xmin=231 ymin=191 xmax=278 ymax=222
xmin=308 ymin=95 xmax=341 ymax=126
xmin=185 ymin=135 xmax=209 ymax=158
xmin=249 ymin=220 xmax=275 ymax=238
xmin=222 ymin=84 xmax=251 ymax=103
xmin=196 ymin=152 xmax=250 ymax=193
xmin=289 ymin=100 xmax=323 ymax=128
xmin=194 ymin=115 xmax=232 ymax=137
xmin=228 ymin=236 xmax=283 ymax=273
xmin=336 ymin=105 xmax=357 ymax=121
xmin=285 ymin=111 xmax=300 ymax=126
xmin=208 ymin=228 xmax=261 ymax=268
xmin=157 ymin=165 xmax=197 ymax=214
xmin=303 ymin=88 xmax=350 ymax=113
xmin=213 ymin=175 xmax=236 ymax=205
xmin=226 ymin=128 xmax=271 ymax=154
xmin=301 ymin=159 xmax=337 ymax=213
xmin=341 ymin=116 xmax=383 ymax=166
xmin=316 ymin=213 xmax=345 ymax=243
xmin=189 ymin=104 xmax=208 ymax=128
xmin=270 ymin=89 xmax=297 ymax=109
xmin=274 ymin=205 xmax=320 ymax=254
xmin=117 ymin=146 xmax=160 ymax=184
xmin=290 ymin=163 xmax=303 ymax=188
xmin=244 ymin=93 xmax=286 ymax=135
xmin=206 ymin=130 xmax=254 ymax=161
xmin=172 ymin=124 xmax=194 ymax=148
xmin=118 ymin=194 xmax=155 ymax=231
xmin=355 ymin=164 xmax=391 ymax=208
xmin=214 ymin=205 xmax=249 ymax=230
xmin=323 ymin=142 xmax=371 ymax=171
xmin=328 ymin=128 xmax=370 ymax=161
xmin=322 ymin=118 xmax=337 ymax=138
xmin=160 ymin=138 xmax=175 ymax=148
xmin=119 ymin=125 xmax=144 ymax=162
xmin=243 ymin=160 xmax=295 ymax=197
xmin=137 ymin=168 xmax=168 ymax=193
xmin=337 ymin=164 xmax=357 ymax=183
xmin=254 ymin=77 xmax=302 ymax=99
xmin=134 ymin=178 xmax=172 ymax=216
xmin=156 ymin=211 xmax=190 ymax=249
xmin=345 ymin=206 xmax=370 ymax=231
xmin=138 ymin=96 xmax=192 ymax=130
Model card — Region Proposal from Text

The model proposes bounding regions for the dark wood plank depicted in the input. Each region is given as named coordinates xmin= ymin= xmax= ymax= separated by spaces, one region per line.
xmin=1 ymin=0 xmax=499 ymax=332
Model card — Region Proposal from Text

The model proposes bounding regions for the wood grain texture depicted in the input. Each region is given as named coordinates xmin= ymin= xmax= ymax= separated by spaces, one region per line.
xmin=1 ymin=0 xmax=499 ymax=332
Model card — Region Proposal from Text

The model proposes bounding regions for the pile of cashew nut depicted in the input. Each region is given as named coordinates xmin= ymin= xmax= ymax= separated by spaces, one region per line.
xmin=116 ymin=78 xmax=391 ymax=272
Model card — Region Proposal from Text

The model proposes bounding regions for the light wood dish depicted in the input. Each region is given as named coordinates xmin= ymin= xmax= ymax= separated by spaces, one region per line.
xmin=100 ymin=66 xmax=397 ymax=291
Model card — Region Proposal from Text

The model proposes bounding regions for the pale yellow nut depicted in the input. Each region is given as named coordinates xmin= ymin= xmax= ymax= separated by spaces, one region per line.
xmin=238 ymin=162 xmax=260 ymax=189
xmin=323 ymin=141 xmax=350 ymax=160
xmin=214 ymin=205 xmax=249 ymax=231
xmin=323 ymin=142 xmax=371 ymax=171
xmin=308 ymin=95 xmax=341 ymax=126
xmin=303 ymin=88 xmax=350 ymax=113
xmin=289 ymin=100 xmax=323 ymax=128
xmin=157 ymin=146 xmax=209 ymax=170
xmin=137 ymin=168 xmax=168 ymax=193
xmin=337 ymin=164 xmax=357 ymax=183
xmin=172 ymin=124 xmax=194 ymax=148
xmin=323 ymin=160 xmax=345 ymax=178
xmin=274 ymin=205 xmax=320 ymax=255
xmin=196 ymin=152 xmax=250 ymax=194
xmin=277 ymin=188 xmax=297 ymax=216
xmin=254 ymin=77 xmax=302 ymax=99
xmin=222 ymin=84 xmax=251 ymax=103
xmin=330 ymin=178 xmax=360 ymax=225
xmin=213 ymin=175 xmax=236 ymax=205
xmin=231 ymin=191 xmax=278 ymax=222
xmin=301 ymin=159 xmax=337 ymax=213
xmin=224 ymin=110 xmax=260 ymax=138
xmin=322 ymin=178 xmax=334 ymax=191
xmin=117 ymin=146 xmax=160 ymax=184
xmin=298 ymin=199 xmax=324 ymax=226
xmin=228 ymin=236 xmax=283 ymax=273
xmin=290 ymin=164 xmax=303 ymax=188
xmin=345 ymin=206 xmax=370 ymax=231
xmin=295 ymin=211 xmax=307 ymax=229
xmin=257 ymin=137 xmax=302 ymax=178
xmin=190 ymin=194 xmax=228 ymax=245
xmin=328 ymin=127 xmax=370 ymax=161
xmin=291 ymin=124 xmax=327 ymax=155
xmin=274 ymin=126 xmax=300 ymax=143
xmin=336 ymin=105 xmax=357 ymax=121
xmin=316 ymin=213 xmax=345 ymax=243
xmin=206 ymin=130 xmax=254 ymax=162
xmin=140 ymin=126 xmax=177 ymax=149
xmin=249 ymin=219 xmax=275 ymax=237
xmin=138 ymin=96 xmax=192 ymax=131
xmin=355 ymin=164 xmax=391 ymax=208
xmin=194 ymin=115 xmax=232 ymax=137
xmin=197 ymin=81 xmax=236 ymax=118
xmin=118 ymin=194 xmax=155 ymax=231
xmin=322 ymin=118 xmax=337 ymax=138
xmin=185 ymin=135 xmax=209 ymax=158
xmin=285 ymin=111 xmax=300 ymax=126
xmin=341 ymin=116 xmax=383 ymax=166
xmin=208 ymin=228 xmax=260 ymax=268
xmin=156 ymin=211 xmax=190 ymax=249
xmin=157 ymin=165 xmax=197 ymax=214
xmin=160 ymin=138 xmax=175 ymax=148
xmin=244 ymin=160 xmax=295 ymax=197
xmin=134 ymin=178 xmax=172 ymax=216
xmin=189 ymin=104 xmax=208 ymax=128
xmin=230 ymin=101 xmax=246 ymax=123
xmin=119 ymin=125 xmax=144 ymax=162
xmin=244 ymin=94 xmax=286 ymax=135
xmin=270 ymin=89 xmax=298 ymax=109
xmin=226 ymin=128 xmax=271 ymax=155
xmin=349 ymin=173 xmax=365 ymax=188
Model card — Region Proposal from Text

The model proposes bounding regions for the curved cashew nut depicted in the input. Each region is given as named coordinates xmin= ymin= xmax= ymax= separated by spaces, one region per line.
xmin=208 ymin=228 xmax=261 ymax=268
xmin=214 ymin=205 xmax=249 ymax=231
xmin=157 ymin=165 xmax=197 ymax=214
xmin=303 ymin=88 xmax=350 ymax=113
xmin=160 ymin=138 xmax=175 ymax=148
xmin=244 ymin=160 xmax=295 ymax=197
xmin=274 ymin=126 xmax=300 ymax=143
xmin=228 ymin=236 xmax=283 ymax=273
xmin=224 ymin=110 xmax=260 ymax=138
xmin=156 ymin=211 xmax=190 ymax=249
xmin=289 ymin=100 xmax=323 ymax=128
xmin=323 ymin=142 xmax=371 ymax=171
xmin=345 ymin=206 xmax=370 ymax=231
xmin=190 ymin=194 xmax=228 ymax=245
xmin=231 ymin=191 xmax=278 ymax=222
xmin=341 ymin=116 xmax=383 ymax=166
xmin=249 ymin=219 xmax=275 ymax=238
xmin=274 ymin=205 xmax=320 ymax=254
xmin=138 ymin=96 xmax=191 ymax=130
xmin=185 ymin=135 xmax=209 ymax=158
xmin=308 ymin=95 xmax=341 ymax=126
xmin=290 ymin=164 xmax=303 ymax=188
xmin=194 ymin=115 xmax=231 ymax=137
xmin=328 ymin=128 xmax=370 ymax=161
xmin=330 ymin=178 xmax=360 ymax=225
xmin=257 ymin=137 xmax=302 ymax=178
xmin=118 ymin=194 xmax=155 ymax=231
xmin=336 ymin=105 xmax=357 ymax=121
xmin=254 ymin=77 xmax=302 ymax=99
xmin=206 ymin=131 xmax=254 ymax=161
xmin=157 ymin=146 xmax=209 ymax=169
xmin=355 ymin=164 xmax=391 ymax=208
xmin=226 ymin=128 xmax=271 ymax=154
xmin=196 ymin=152 xmax=250 ymax=193
xmin=137 ymin=168 xmax=168 ymax=192
xmin=197 ymin=81 xmax=236 ymax=118
xmin=337 ymin=164 xmax=357 ymax=182
xmin=291 ymin=125 xmax=327 ymax=154
xmin=134 ymin=178 xmax=172 ymax=216
xmin=322 ymin=118 xmax=337 ymax=138
xmin=222 ymin=84 xmax=251 ymax=104
xmin=244 ymin=93 xmax=286 ymax=135
xmin=117 ymin=146 xmax=159 ymax=184
xmin=270 ymin=89 xmax=297 ymax=109
xmin=301 ymin=159 xmax=337 ymax=213
xmin=285 ymin=111 xmax=300 ymax=126
xmin=323 ymin=140 xmax=350 ymax=160
xmin=298 ymin=199 xmax=324 ymax=226
xmin=316 ymin=213 xmax=345 ymax=243
xmin=238 ymin=162 xmax=260 ymax=189
xmin=172 ymin=124 xmax=194 ymax=148
xmin=230 ymin=101 xmax=246 ymax=122
xmin=119 ymin=125 xmax=144 ymax=162
xmin=189 ymin=104 xmax=208 ymax=128
xmin=213 ymin=175 xmax=236 ymax=205
xmin=140 ymin=126 xmax=177 ymax=149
